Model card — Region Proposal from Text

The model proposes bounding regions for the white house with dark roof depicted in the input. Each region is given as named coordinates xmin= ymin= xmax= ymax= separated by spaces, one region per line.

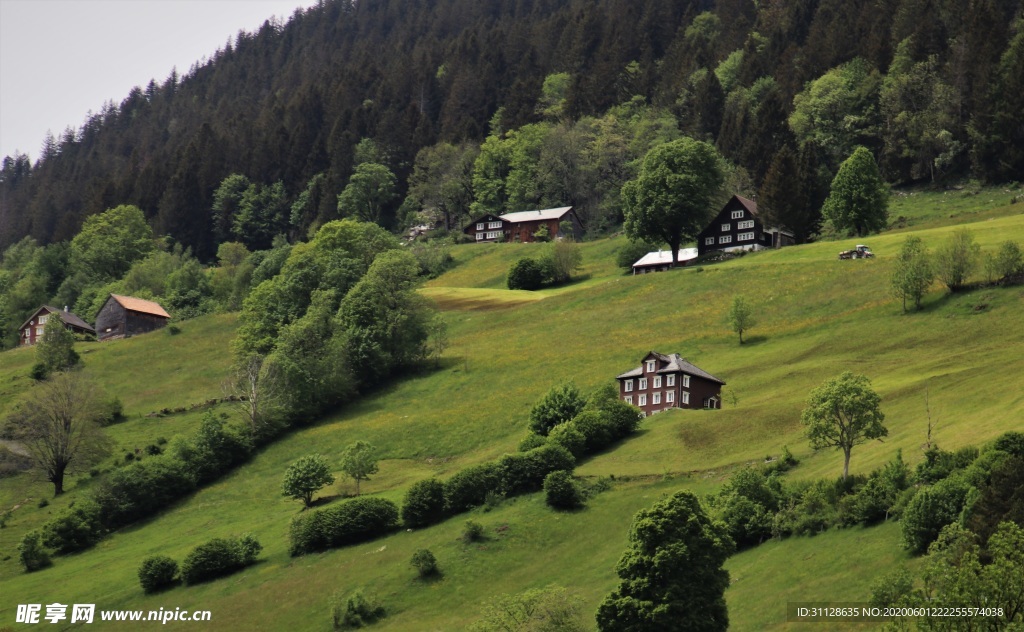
xmin=615 ymin=351 xmax=726 ymax=416
xmin=463 ymin=206 xmax=583 ymax=242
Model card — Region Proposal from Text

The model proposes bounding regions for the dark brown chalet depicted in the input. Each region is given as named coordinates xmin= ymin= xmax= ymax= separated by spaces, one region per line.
xmin=18 ymin=306 xmax=95 ymax=346
xmin=696 ymin=195 xmax=795 ymax=256
xmin=95 ymin=294 xmax=171 ymax=342
xmin=615 ymin=352 xmax=726 ymax=416
xmin=463 ymin=206 xmax=583 ymax=243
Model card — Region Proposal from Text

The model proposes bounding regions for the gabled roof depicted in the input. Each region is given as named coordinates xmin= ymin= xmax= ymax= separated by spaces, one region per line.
xmin=463 ymin=213 xmax=506 ymax=234
xmin=631 ymin=248 xmax=699 ymax=268
xmin=499 ymin=206 xmax=573 ymax=223
xmin=108 ymin=294 xmax=171 ymax=319
xmin=19 ymin=305 xmax=95 ymax=333
xmin=733 ymin=194 xmax=758 ymax=217
xmin=615 ymin=351 xmax=726 ymax=385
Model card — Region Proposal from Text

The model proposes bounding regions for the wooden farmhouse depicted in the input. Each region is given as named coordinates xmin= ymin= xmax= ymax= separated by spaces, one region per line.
xmin=631 ymin=247 xmax=699 ymax=274
xmin=18 ymin=306 xmax=95 ymax=346
xmin=696 ymin=195 xmax=795 ymax=256
xmin=615 ymin=351 xmax=726 ymax=416
xmin=463 ymin=206 xmax=583 ymax=243
xmin=94 ymin=294 xmax=171 ymax=342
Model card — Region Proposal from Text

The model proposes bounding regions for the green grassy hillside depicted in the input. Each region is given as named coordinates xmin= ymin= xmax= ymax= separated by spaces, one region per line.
xmin=1 ymin=193 xmax=1022 ymax=630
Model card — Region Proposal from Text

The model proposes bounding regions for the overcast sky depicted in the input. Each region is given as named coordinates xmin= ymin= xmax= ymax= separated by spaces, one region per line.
xmin=0 ymin=0 xmax=322 ymax=161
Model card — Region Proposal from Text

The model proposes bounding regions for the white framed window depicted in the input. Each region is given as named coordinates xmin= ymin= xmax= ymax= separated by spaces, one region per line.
xmin=653 ymin=375 xmax=661 ymax=388
xmin=486 ymin=231 xmax=501 ymax=239
xmin=738 ymin=220 xmax=754 ymax=229
xmin=36 ymin=326 xmax=44 ymax=336
xmin=476 ymin=223 xmax=484 ymax=230
xmin=738 ymin=232 xmax=755 ymax=241
xmin=721 ymin=223 xmax=731 ymax=231
xmin=705 ymin=237 xmax=715 ymax=245
xmin=646 ymin=360 xmax=656 ymax=372
xmin=638 ymin=394 xmax=647 ymax=406
xmin=38 ymin=314 xmax=49 ymax=324
xmin=653 ymin=392 xmax=661 ymax=405
xmin=625 ymin=395 xmax=633 ymax=405
xmin=639 ymin=378 xmax=648 ymax=390
xmin=667 ymin=374 xmax=675 ymax=387
xmin=682 ymin=391 xmax=690 ymax=404
xmin=488 ymin=221 xmax=502 ymax=229
xmin=666 ymin=391 xmax=675 ymax=403
xmin=719 ymin=235 xmax=732 ymax=244
xmin=731 ymin=210 xmax=744 ymax=219
xmin=476 ymin=233 xmax=484 ymax=241
xmin=624 ymin=379 xmax=633 ymax=393
xmin=683 ymin=375 xmax=690 ymax=387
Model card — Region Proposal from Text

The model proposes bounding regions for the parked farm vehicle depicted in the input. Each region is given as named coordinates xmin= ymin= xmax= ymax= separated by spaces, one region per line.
xmin=838 ymin=245 xmax=874 ymax=260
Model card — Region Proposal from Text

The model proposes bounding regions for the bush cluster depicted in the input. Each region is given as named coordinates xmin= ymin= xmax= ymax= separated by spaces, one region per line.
xmin=180 ymin=534 xmax=262 ymax=585
xmin=138 ymin=555 xmax=179 ymax=593
xmin=544 ymin=470 xmax=584 ymax=510
xmin=289 ymin=496 xmax=399 ymax=556
xmin=400 ymin=478 xmax=446 ymax=528
xmin=18 ymin=531 xmax=52 ymax=572
xmin=331 ymin=590 xmax=386 ymax=630
xmin=42 ymin=501 xmax=105 ymax=554
xmin=411 ymin=548 xmax=439 ymax=578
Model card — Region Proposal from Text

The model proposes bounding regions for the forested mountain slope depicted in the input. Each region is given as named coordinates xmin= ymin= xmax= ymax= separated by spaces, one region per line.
xmin=2 ymin=0 xmax=1021 ymax=257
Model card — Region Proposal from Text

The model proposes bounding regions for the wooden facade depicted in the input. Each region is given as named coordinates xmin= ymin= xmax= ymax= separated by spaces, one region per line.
xmin=696 ymin=195 xmax=795 ymax=256
xmin=18 ymin=306 xmax=95 ymax=346
xmin=95 ymin=294 xmax=171 ymax=342
xmin=463 ymin=206 xmax=583 ymax=243
xmin=615 ymin=351 xmax=725 ymax=416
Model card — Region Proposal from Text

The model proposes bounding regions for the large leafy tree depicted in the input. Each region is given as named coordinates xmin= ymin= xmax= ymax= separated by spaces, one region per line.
xmin=801 ymin=371 xmax=887 ymax=480
xmin=821 ymin=146 xmax=889 ymax=236
xmin=622 ymin=137 xmax=724 ymax=267
xmin=339 ymin=440 xmax=379 ymax=496
xmin=596 ymin=490 xmax=734 ymax=632
xmin=281 ymin=453 xmax=336 ymax=507
xmin=69 ymin=204 xmax=154 ymax=284
xmin=336 ymin=162 xmax=398 ymax=225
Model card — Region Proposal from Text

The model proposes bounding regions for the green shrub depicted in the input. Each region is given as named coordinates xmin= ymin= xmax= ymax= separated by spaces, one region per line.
xmin=401 ymin=479 xmax=447 ymax=528
xmin=180 ymin=534 xmax=262 ymax=585
xmin=544 ymin=471 xmax=584 ymax=510
xmin=548 ymin=423 xmax=586 ymax=458
xmin=289 ymin=496 xmax=399 ymax=556
xmin=497 ymin=444 xmax=577 ymax=497
xmin=18 ymin=531 xmax=51 ymax=572
xmin=602 ymin=399 xmax=643 ymax=438
xmin=989 ymin=431 xmax=1024 ymax=459
xmin=138 ymin=555 xmax=179 ymax=593
xmin=570 ymin=410 xmax=615 ymax=453
xmin=411 ymin=548 xmax=439 ymax=578
xmin=331 ymin=590 xmax=386 ymax=630
xmin=529 ymin=383 xmax=586 ymax=436
xmin=901 ymin=474 xmax=973 ymax=554
xmin=506 ymin=258 xmax=544 ymax=290
xmin=42 ymin=501 xmax=105 ymax=554
xmin=517 ymin=432 xmax=547 ymax=452
xmin=716 ymin=493 xmax=773 ymax=547
xmin=30 ymin=362 xmax=48 ymax=381
xmin=916 ymin=446 xmax=979 ymax=484
xmin=93 ymin=457 xmax=197 ymax=530
xmin=462 ymin=520 xmax=484 ymax=543
xmin=443 ymin=463 xmax=502 ymax=514
xmin=97 ymin=396 xmax=124 ymax=425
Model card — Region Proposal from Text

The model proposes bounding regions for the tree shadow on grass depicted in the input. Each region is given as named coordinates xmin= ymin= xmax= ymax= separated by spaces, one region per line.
xmin=740 ymin=335 xmax=769 ymax=346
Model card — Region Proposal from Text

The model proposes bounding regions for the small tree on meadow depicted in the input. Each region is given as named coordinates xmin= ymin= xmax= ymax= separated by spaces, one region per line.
xmin=984 ymin=240 xmax=1023 ymax=284
xmin=36 ymin=315 xmax=79 ymax=375
xmin=890 ymin=235 xmax=934 ymax=311
xmin=340 ymin=440 xmax=378 ymax=495
xmin=801 ymin=371 xmax=887 ymax=481
xmin=282 ymin=453 xmax=336 ymax=507
xmin=726 ymin=296 xmax=756 ymax=344
xmin=934 ymin=229 xmax=981 ymax=292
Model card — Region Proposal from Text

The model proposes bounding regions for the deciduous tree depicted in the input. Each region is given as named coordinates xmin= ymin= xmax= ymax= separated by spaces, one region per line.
xmin=622 ymin=138 xmax=725 ymax=267
xmin=934 ymin=228 xmax=981 ymax=291
xmin=821 ymin=147 xmax=889 ymax=236
xmin=339 ymin=440 xmax=378 ymax=496
xmin=10 ymin=373 xmax=110 ymax=496
xmin=281 ymin=453 xmax=336 ymax=507
xmin=801 ymin=371 xmax=887 ymax=480
xmin=726 ymin=296 xmax=756 ymax=344
xmin=890 ymin=236 xmax=934 ymax=311
xmin=35 ymin=314 xmax=79 ymax=374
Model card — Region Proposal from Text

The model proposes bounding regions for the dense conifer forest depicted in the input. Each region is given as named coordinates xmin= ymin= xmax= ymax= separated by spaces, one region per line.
xmin=1 ymin=0 xmax=1022 ymax=259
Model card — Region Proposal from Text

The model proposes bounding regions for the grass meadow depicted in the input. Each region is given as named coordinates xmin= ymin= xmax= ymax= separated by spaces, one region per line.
xmin=0 ymin=189 xmax=1022 ymax=630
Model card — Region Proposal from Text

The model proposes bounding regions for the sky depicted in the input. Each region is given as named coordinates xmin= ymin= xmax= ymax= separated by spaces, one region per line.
xmin=0 ymin=0 xmax=322 ymax=161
